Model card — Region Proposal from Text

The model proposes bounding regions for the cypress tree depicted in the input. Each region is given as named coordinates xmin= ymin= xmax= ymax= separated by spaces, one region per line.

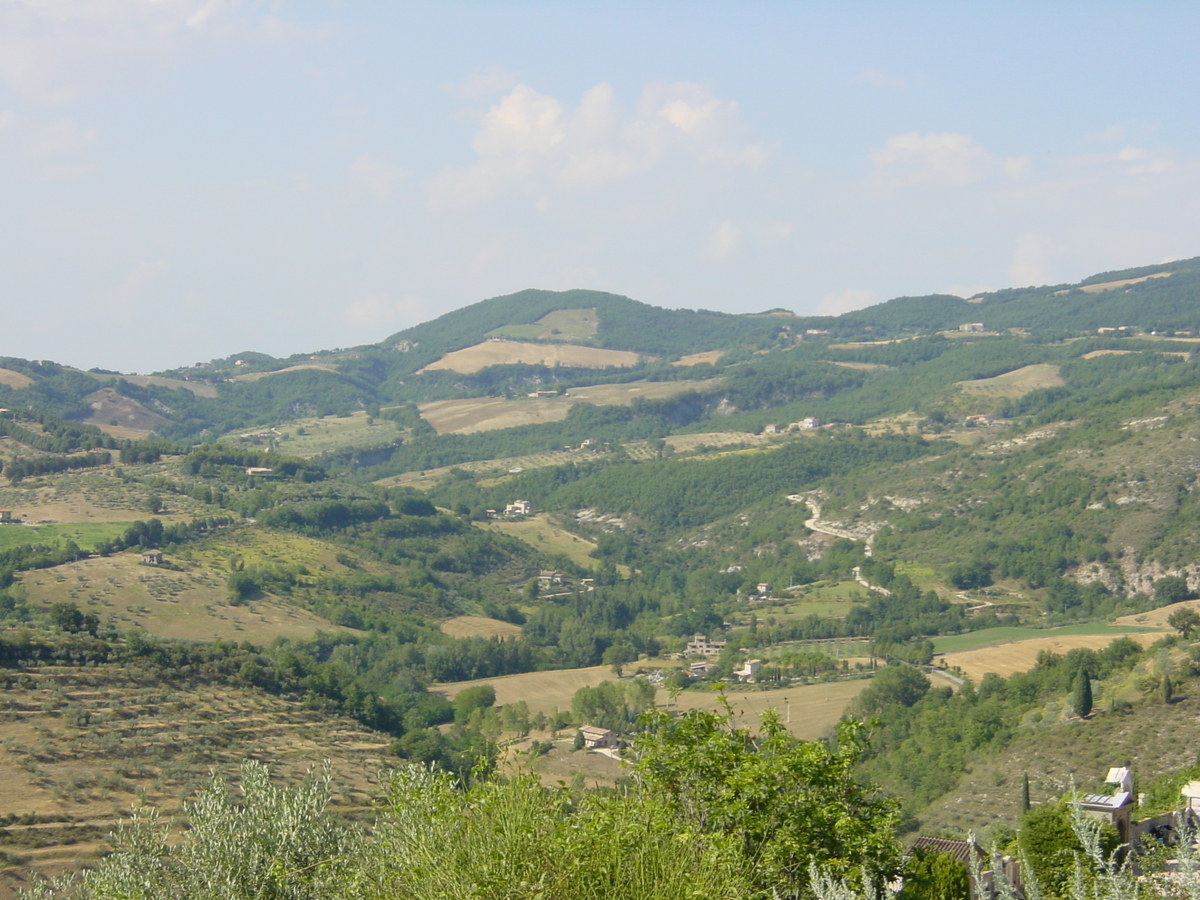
xmin=1163 ymin=674 xmax=1174 ymax=704
xmin=1021 ymin=772 xmax=1031 ymax=813
xmin=1074 ymin=669 xmax=1093 ymax=717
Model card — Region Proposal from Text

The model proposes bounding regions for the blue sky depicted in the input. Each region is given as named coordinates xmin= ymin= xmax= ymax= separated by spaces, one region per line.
xmin=3 ymin=1 xmax=1199 ymax=372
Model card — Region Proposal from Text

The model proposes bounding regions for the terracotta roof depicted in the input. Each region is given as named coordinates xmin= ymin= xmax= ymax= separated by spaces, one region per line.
xmin=908 ymin=836 xmax=981 ymax=866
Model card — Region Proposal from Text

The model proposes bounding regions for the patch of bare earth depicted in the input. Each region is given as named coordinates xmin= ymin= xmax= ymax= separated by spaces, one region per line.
xmin=418 ymin=341 xmax=644 ymax=375
xmin=0 ymin=370 xmax=33 ymax=390
xmin=81 ymin=388 xmax=171 ymax=439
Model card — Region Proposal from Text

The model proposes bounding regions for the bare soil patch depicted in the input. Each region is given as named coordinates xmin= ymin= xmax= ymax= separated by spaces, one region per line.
xmin=0 ymin=370 xmax=33 ymax=390
xmin=440 ymin=616 xmax=523 ymax=639
xmin=419 ymin=379 xmax=711 ymax=434
xmin=419 ymin=341 xmax=644 ymax=375
xmin=1082 ymin=350 xmax=1137 ymax=359
xmin=1054 ymin=271 xmax=1172 ymax=295
xmin=232 ymin=364 xmax=340 ymax=383
xmin=673 ymin=351 xmax=725 ymax=367
xmin=81 ymin=388 xmax=171 ymax=439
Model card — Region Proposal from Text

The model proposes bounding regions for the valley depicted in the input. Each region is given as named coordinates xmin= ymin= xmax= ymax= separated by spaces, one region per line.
xmin=2 ymin=258 xmax=1200 ymax=891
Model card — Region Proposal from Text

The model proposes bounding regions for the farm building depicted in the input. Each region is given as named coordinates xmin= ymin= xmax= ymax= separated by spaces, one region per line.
xmin=578 ymin=726 xmax=619 ymax=749
xmin=141 ymin=550 xmax=164 ymax=566
xmin=734 ymin=659 xmax=762 ymax=681
xmin=959 ymin=323 xmax=985 ymax=332
xmin=504 ymin=500 xmax=533 ymax=516
xmin=0 ymin=510 xmax=12 ymax=522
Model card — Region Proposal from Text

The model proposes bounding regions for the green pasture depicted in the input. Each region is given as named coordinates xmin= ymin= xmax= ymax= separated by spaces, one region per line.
xmin=0 ymin=522 xmax=130 ymax=552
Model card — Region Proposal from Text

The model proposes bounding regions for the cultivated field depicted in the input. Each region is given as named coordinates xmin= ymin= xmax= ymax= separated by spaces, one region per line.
xmin=482 ymin=514 xmax=600 ymax=570
xmin=667 ymin=678 xmax=871 ymax=740
xmin=829 ymin=361 xmax=890 ymax=371
xmin=418 ymin=379 xmax=712 ymax=434
xmin=1114 ymin=598 xmax=1200 ymax=629
xmin=434 ymin=665 xmax=617 ymax=717
xmin=938 ymin=630 xmax=1163 ymax=681
xmin=487 ymin=308 xmax=599 ymax=343
xmin=435 ymin=665 xmax=869 ymax=742
xmin=0 ymin=663 xmax=390 ymax=897
xmin=0 ymin=370 xmax=33 ymax=390
xmin=440 ymin=616 xmax=523 ymax=639
xmin=110 ymin=374 xmax=218 ymax=398
xmin=377 ymin=449 xmax=581 ymax=488
xmin=419 ymin=341 xmax=644 ymax=375
xmin=663 ymin=431 xmax=770 ymax=453
xmin=955 ymin=364 xmax=1064 ymax=400
xmin=419 ymin=396 xmax=573 ymax=434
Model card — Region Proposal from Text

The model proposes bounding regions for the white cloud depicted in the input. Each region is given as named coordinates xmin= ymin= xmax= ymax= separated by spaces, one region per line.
xmin=431 ymin=80 xmax=772 ymax=208
xmin=0 ymin=110 xmax=96 ymax=177
xmin=1009 ymin=233 xmax=1060 ymax=286
xmin=1084 ymin=124 xmax=1126 ymax=143
xmin=0 ymin=1 xmax=312 ymax=106
xmin=452 ymin=67 xmax=519 ymax=101
xmin=349 ymin=153 xmax=407 ymax=199
xmin=101 ymin=260 xmax=169 ymax=312
xmin=1117 ymin=145 xmax=1173 ymax=175
xmin=818 ymin=288 xmax=876 ymax=316
xmin=857 ymin=68 xmax=906 ymax=89
xmin=871 ymin=132 xmax=1027 ymax=188
xmin=345 ymin=294 xmax=427 ymax=329
xmin=706 ymin=221 xmax=741 ymax=259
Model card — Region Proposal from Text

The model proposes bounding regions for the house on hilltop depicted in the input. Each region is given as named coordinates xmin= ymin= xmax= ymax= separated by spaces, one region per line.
xmin=504 ymin=500 xmax=532 ymax=516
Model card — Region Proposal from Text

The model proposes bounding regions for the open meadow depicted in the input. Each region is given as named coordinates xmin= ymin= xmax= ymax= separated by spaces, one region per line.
xmin=18 ymin=550 xmax=347 ymax=643
xmin=481 ymin=514 xmax=600 ymax=570
xmin=247 ymin=411 xmax=405 ymax=458
xmin=486 ymin=308 xmax=599 ymax=343
xmin=955 ymin=363 xmax=1064 ymax=400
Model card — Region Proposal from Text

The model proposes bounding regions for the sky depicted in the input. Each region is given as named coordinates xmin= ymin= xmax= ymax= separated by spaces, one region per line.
xmin=3 ymin=1 xmax=1199 ymax=373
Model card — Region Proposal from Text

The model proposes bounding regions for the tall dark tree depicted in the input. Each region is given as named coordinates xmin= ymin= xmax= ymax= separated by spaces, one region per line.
xmin=1073 ymin=668 xmax=1093 ymax=718
xmin=1021 ymin=772 xmax=1031 ymax=813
